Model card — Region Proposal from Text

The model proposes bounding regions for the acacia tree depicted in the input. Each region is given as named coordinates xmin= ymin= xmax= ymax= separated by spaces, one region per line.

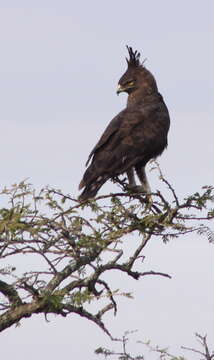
xmin=0 ymin=165 xmax=213 ymax=335
xmin=96 ymin=331 xmax=214 ymax=360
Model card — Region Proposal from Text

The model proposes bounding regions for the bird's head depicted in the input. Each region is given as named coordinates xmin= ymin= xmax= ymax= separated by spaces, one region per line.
xmin=117 ymin=46 xmax=158 ymax=97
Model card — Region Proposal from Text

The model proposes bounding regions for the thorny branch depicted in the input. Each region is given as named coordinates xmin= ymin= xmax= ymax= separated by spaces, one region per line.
xmin=96 ymin=331 xmax=214 ymax=360
xmin=181 ymin=333 xmax=214 ymax=360
xmin=0 ymin=166 xmax=213 ymax=335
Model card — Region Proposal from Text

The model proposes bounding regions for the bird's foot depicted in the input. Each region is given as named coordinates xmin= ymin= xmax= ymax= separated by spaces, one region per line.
xmin=126 ymin=185 xmax=153 ymax=207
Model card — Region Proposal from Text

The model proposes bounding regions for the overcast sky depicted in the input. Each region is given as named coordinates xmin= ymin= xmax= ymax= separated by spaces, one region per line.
xmin=0 ymin=1 xmax=214 ymax=359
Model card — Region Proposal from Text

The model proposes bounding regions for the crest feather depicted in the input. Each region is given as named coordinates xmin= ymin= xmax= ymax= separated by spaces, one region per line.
xmin=126 ymin=46 xmax=141 ymax=67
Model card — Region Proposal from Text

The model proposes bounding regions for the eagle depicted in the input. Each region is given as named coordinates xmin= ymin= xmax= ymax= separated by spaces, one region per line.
xmin=79 ymin=46 xmax=170 ymax=201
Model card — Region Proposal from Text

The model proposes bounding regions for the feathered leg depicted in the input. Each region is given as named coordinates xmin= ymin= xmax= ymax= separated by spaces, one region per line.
xmin=126 ymin=167 xmax=150 ymax=195
xmin=126 ymin=168 xmax=137 ymax=187
xmin=135 ymin=165 xmax=151 ymax=194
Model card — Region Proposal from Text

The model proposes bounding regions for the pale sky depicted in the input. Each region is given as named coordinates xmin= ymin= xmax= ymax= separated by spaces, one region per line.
xmin=0 ymin=1 xmax=214 ymax=359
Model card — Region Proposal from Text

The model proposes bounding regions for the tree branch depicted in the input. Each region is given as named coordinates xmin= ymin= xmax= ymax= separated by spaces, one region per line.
xmin=0 ymin=280 xmax=22 ymax=307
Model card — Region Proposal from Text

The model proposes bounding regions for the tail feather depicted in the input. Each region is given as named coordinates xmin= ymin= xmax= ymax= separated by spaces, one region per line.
xmin=78 ymin=175 xmax=108 ymax=202
xmin=78 ymin=179 xmax=85 ymax=190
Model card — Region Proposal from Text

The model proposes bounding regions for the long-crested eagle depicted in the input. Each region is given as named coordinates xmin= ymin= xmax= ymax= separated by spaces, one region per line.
xmin=79 ymin=46 xmax=170 ymax=201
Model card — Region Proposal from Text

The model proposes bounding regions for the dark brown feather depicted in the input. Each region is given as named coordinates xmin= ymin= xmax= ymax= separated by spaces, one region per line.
xmin=79 ymin=47 xmax=170 ymax=201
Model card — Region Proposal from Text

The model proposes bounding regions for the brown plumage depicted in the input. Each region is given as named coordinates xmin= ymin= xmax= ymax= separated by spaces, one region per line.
xmin=79 ymin=46 xmax=170 ymax=201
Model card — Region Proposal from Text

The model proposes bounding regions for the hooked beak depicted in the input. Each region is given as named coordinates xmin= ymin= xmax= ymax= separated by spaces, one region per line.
xmin=116 ymin=84 xmax=125 ymax=95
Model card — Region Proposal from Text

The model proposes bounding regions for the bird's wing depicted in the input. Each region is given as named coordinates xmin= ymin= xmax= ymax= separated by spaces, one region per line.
xmin=79 ymin=101 xmax=168 ymax=192
xmin=85 ymin=109 xmax=126 ymax=166
xmin=86 ymin=102 xmax=162 ymax=168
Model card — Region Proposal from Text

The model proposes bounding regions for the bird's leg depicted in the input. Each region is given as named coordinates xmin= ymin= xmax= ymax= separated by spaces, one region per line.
xmin=134 ymin=165 xmax=153 ymax=205
xmin=126 ymin=168 xmax=147 ymax=194
xmin=126 ymin=167 xmax=152 ymax=207
xmin=135 ymin=166 xmax=151 ymax=194
xmin=126 ymin=168 xmax=137 ymax=188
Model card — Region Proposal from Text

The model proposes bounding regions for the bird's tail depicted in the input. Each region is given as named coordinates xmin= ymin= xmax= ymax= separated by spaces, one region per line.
xmin=78 ymin=175 xmax=108 ymax=202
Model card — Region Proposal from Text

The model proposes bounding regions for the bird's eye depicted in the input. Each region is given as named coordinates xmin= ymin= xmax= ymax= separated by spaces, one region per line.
xmin=126 ymin=80 xmax=134 ymax=86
